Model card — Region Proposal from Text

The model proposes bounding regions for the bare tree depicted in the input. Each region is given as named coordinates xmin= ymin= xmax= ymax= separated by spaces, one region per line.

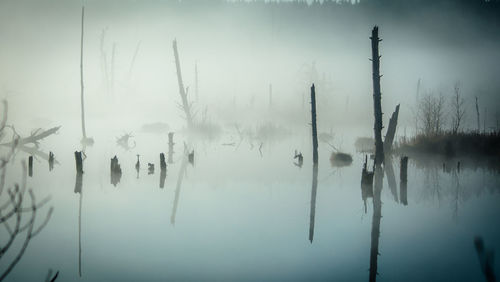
xmin=450 ymin=82 xmax=466 ymax=134
xmin=418 ymin=92 xmax=446 ymax=136
xmin=0 ymin=101 xmax=53 ymax=280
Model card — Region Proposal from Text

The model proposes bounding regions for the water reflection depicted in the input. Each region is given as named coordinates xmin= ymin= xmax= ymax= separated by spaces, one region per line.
xmin=171 ymin=156 xmax=189 ymax=225
xmin=309 ymin=164 xmax=318 ymax=243
xmin=384 ymin=157 xmax=398 ymax=203
xmin=74 ymin=171 xmax=83 ymax=277
xmin=369 ymin=164 xmax=384 ymax=282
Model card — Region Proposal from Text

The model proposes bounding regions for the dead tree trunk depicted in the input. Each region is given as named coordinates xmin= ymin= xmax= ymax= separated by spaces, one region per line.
xmin=28 ymin=156 xmax=33 ymax=177
xmin=75 ymin=151 xmax=83 ymax=174
xmin=172 ymin=40 xmax=193 ymax=128
xmin=475 ymin=97 xmax=480 ymax=132
xmin=371 ymin=26 xmax=384 ymax=166
xmin=311 ymin=84 xmax=318 ymax=165
xmin=384 ymin=104 xmax=400 ymax=154
xmin=400 ymin=156 xmax=408 ymax=183
xmin=80 ymin=6 xmax=87 ymax=140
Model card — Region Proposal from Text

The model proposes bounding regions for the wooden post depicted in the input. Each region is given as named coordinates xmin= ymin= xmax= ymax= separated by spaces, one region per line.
xmin=75 ymin=151 xmax=83 ymax=174
xmin=371 ymin=26 xmax=384 ymax=166
xmin=172 ymin=40 xmax=193 ymax=128
xmin=311 ymin=84 xmax=318 ymax=165
xmin=384 ymin=104 xmax=400 ymax=154
xmin=28 ymin=156 xmax=33 ymax=177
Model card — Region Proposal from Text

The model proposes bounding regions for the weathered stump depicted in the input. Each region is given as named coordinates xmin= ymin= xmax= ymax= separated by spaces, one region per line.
xmin=48 ymin=151 xmax=54 ymax=171
xmin=75 ymin=151 xmax=83 ymax=174
xmin=28 ymin=156 xmax=33 ymax=177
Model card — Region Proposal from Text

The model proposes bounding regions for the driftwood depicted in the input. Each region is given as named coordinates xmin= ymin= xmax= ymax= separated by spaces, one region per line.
xmin=1 ymin=126 xmax=60 ymax=148
xmin=310 ymin=84 xmax=318 ymax=165
xmin=371 ymin=26 xmax=384 ymax=166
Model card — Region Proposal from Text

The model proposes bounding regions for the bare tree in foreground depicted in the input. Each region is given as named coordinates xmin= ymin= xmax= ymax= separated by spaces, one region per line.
xmin=0 ymin=101 xmax=53 ymax=281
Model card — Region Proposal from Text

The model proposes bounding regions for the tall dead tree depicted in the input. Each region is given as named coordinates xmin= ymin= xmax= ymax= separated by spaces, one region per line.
xmin=371 ymin=26 xmax=384 ymax=166
xmin=384 ymin=104 xmax=400 ymax=154
xmin=80 ymin=7 xmax=88 ymax=141
xmin=311 ymin=84 xmax=318 ymax=165
xmin=172 ymin=40 xmax=193 ymax=128
xmin=476 ymin=96 xmax=480 ymax=132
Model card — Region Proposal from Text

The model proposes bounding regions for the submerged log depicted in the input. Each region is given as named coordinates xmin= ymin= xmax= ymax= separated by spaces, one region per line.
xmin=384 ymin=104 xmax=400 ymax=154
xmin=311 ymin=84 xmax=318 ymax=165
xmin=371 ymin=26 xmax=384 ymax=166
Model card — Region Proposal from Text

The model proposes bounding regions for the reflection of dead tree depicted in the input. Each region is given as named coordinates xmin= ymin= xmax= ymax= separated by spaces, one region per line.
xmin=309 ymin=164 xmax=318 ymax=243
xmin=170 ymin=155 xmax=188 ymax=225
xmin=474 ymin=237 xmax=496 ymax=282
xmin=0 ymin=162 xmax=53 ymax=280
xmin=368 ymin=164 xmax=383 ymax=282
xmin=384 ymin=157 xmax=398 ymax=203
xmin=172 ymin=39 xmax=193 ymax=128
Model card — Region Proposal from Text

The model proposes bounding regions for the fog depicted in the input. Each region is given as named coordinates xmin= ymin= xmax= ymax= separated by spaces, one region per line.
xmin=1 ymin=1 xmax=500 ymax=281
xmin=2 ymin=0 xmax=499 ymax=134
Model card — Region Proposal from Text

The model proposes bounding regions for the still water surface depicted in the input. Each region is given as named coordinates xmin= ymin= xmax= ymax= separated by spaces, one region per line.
xmin=2 ymin=124 xmax=500 ymax=281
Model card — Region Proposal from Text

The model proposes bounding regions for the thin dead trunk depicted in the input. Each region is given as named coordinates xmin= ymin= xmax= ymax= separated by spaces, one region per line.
xmin=371 ymin=26 xmax=384 ymax=166
xmin=172 ymin=40 xmax=193 ymax=128
xmin=80 ymin=6 xmax=87 ymax=139
xmin=311 ymin=84 xmax=318 ymax=165
xmin=384 ymin=104 xmax=400 ymax=154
